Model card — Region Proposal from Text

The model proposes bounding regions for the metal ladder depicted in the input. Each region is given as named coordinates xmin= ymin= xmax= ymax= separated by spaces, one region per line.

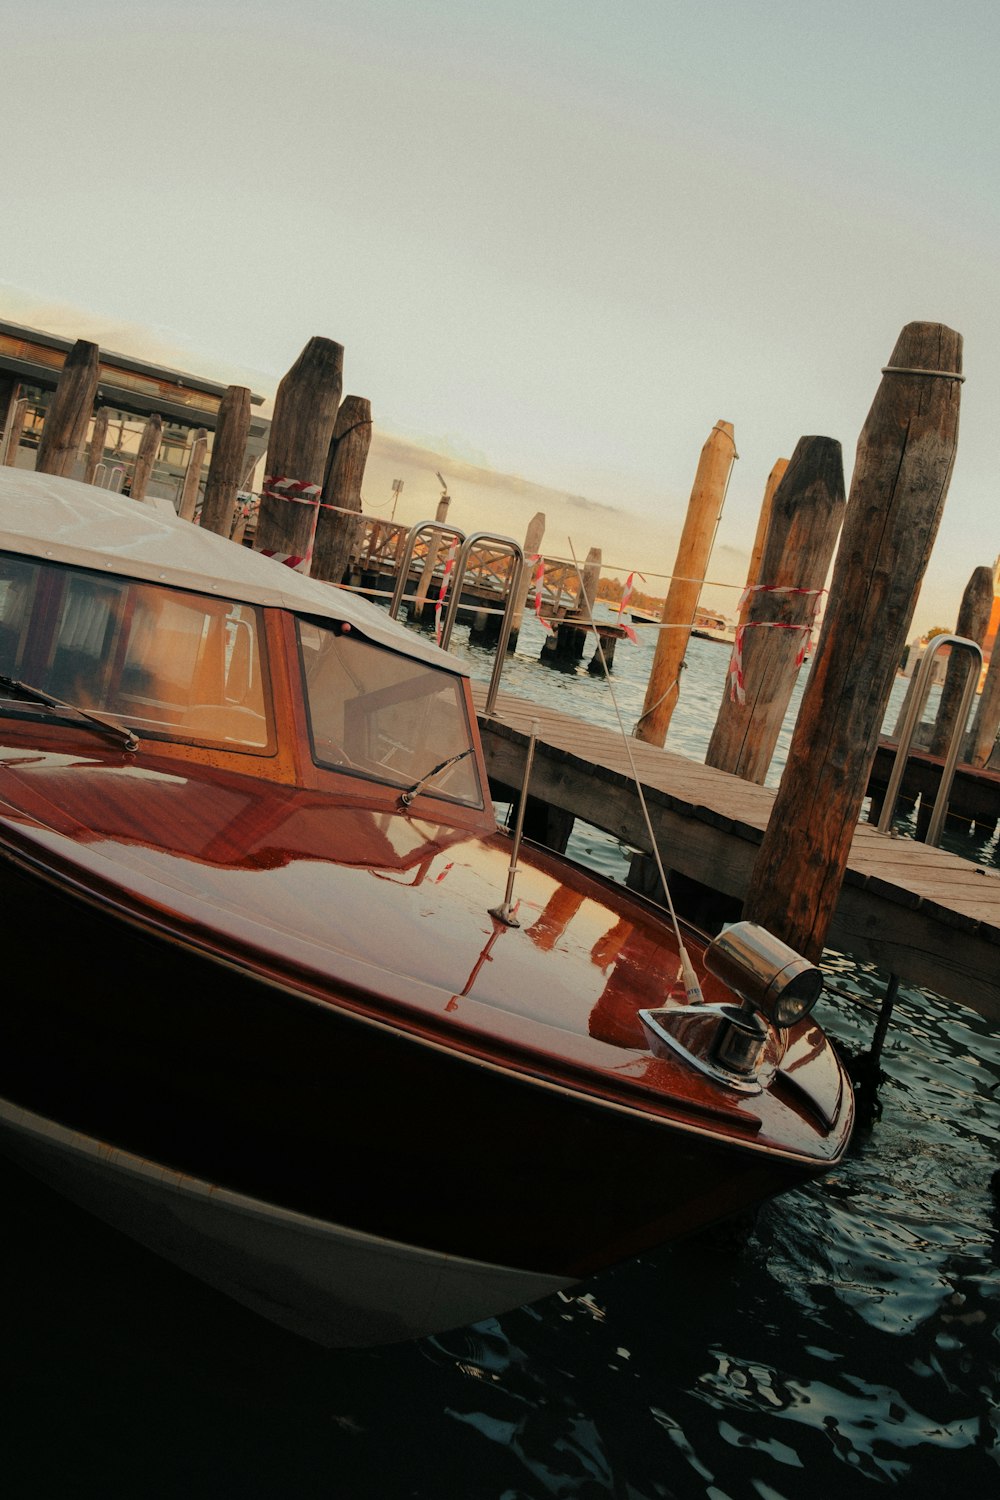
xmin=877 ymin=633 xmax=983 ymax=845
xmin=388 ymin=520 xmax=525 ymax=717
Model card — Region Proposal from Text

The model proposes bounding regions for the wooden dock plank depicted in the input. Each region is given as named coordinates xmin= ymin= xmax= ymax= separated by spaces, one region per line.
xmin=474 ymin=685 xmax=1000 ymax=1021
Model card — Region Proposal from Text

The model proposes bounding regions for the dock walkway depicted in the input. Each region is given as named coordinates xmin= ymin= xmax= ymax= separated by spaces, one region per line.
xmin=473 ymin=685 xmax=1000 ymax=1022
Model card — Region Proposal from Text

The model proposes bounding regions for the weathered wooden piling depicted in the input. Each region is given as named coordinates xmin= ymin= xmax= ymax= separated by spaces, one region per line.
xmin=413 ymin=487 xmax=454 ymax=619
xmin=910 ymin=565 xmax=996 ymax=838
xmin=129 ymin=414 xmax=163 ymax=501
xmin=929 ymin=565 xmax=994 ymax=756
xmin=178 ymin=428 xmax=208 ymax=522
xmin=706 ymin=437 xmax=845 ymax=784
xmin=636 ymin=420 xmax=737 ymax=745
xmin=541 ymin=547 xmax=607 ymax=670
xmin=508 ymin=513 xmax=546 ymax=647
xmin=1 ymin=397 xmax=27 ymax=466
xmin=35 ymin=339 xmax=100 ymax=478
xmin=83 ymin=407 xmax=111 ymax=484
xmin=968 ymin=641 xmax=1000 ymax=769
xmin=255 ymin=337 xmax=344 ymax=570
xmin=739 ymin=457 xmax=788 ymax=625
xmin=311 ymin=396 xmax=373 ymax=584
xmin=199 ymin=387 xmax=252 ymax=537
xmin=743 ymin=322 xmax=963 ymax=961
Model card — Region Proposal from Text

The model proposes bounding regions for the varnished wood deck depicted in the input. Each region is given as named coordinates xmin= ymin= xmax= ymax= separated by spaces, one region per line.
xmin=473 ymin=685 xmax=1000 ymax=1022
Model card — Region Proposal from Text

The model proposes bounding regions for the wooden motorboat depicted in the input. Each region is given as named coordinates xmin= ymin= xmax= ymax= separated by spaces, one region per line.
xmin=0 ymin=468 xmax=854 ymax=1346
xmin=692 ymin=609 xmax=737 ymax=645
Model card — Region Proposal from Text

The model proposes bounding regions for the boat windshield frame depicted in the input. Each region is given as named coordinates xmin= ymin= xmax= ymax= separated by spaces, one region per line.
xmin=295 ymin=616 xmax=485 ymax=810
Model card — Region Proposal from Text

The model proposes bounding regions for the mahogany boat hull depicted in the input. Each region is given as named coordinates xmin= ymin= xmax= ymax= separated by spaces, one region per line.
xmin=1 ymin=838 xmax=837 ymax=1341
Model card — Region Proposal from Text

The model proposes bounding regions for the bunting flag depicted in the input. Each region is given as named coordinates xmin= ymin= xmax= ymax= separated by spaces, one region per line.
xmin=531 ymin=555 xmax=553 ymax=633
xmin=615 ymin=570 xmax=645 ymax=645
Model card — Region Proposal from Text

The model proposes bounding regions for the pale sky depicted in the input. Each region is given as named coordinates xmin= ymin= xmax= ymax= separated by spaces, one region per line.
xmin=2 ymin=0 xmax=997 ymax=632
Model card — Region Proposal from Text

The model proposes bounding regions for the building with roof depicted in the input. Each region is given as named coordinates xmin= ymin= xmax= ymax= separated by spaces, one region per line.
xmin=0 ymin=318 xmax=269 ymax=512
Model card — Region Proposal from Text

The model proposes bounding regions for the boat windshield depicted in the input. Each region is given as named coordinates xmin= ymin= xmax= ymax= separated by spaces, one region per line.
xmin=297 ymin=618 xmax=483 ymax=808
xmin=0 ymin=554 xmax=273 ymax=751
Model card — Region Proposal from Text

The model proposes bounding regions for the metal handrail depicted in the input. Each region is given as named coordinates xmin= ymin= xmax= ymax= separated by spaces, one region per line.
xmin=387 ymin=520 xmax=466 ymax=619
xmin=877 ymin=633 xmax=983 ymax=846
xmin=439 ymin=532 xmax=525 ymax=716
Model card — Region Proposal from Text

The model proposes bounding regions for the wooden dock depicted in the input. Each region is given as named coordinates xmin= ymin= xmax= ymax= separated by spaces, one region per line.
xmin=473 ymin=685 xmax=1000 ymax=1023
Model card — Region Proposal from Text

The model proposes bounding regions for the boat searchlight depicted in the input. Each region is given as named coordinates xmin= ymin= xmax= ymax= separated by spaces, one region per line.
xmin=639 ymin=923 xmax=823 ymax=1093
xmin=704 ymin=922 xmax=823 ymax=1030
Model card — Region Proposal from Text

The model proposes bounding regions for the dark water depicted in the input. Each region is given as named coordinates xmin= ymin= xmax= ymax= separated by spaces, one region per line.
xmin=3 ymin=618 xmax=998 ymax=1496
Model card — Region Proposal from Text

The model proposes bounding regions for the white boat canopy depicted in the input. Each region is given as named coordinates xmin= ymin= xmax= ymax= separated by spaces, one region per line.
xmin=0 ymin=468 xmax=467 ymax=675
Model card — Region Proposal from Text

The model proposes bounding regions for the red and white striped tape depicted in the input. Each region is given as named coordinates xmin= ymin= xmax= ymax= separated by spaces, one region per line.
xmin=727 ymin=586 xmax=825 ymax=704
xmin=260 ymin=549 xmax=312 ymax=571
xmin=262 ymin=474 xmax=322 ymax=505
xmin=531 ymin=555 xmax=553 ymax=633
xmin=434 ymin=542 xmax=459 ymax=644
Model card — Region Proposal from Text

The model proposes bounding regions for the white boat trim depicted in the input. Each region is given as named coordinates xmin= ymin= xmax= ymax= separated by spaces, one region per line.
xmin=0 ymin=1094 xmax=572 ymax=1347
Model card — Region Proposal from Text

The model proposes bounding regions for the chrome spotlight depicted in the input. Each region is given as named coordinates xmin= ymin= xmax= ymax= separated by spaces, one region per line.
xmin=704 ymin=922 xmax=822 ymax=1030
xmin=639 ymin=923 xmax=823 ymax=1093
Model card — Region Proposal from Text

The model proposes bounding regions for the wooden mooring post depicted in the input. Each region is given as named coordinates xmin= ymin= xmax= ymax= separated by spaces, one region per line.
xmin=255 ymin=337 xmax=344 ymax=571
xmin=929 ymin=565 xmax=994 ymax=758
xmin=739 ymin=456 xmax=788 ymax=625
xmin=1 ymin=397 xmax=28 ymax=466
xmin=743 ymin=322 xmax=963 ymax=962
xmin=912 ymin=564 xmax=996 ymax=837
xmin=129 ymin=414 xmax=162 ymax=501
xmin=505 ymin=512 xmax=545 ymax=649
xmin=312 ymin=395 xmax=373 ymax=585
xmin=413 ymin=487 xmax=454 ymax=621
xmin=35 ymin=339 xmax=100 ymax=478
xmin=636 ymin=420 xmax=737 ymax=744
xmin=706 ymin=436 xmax=845 ymax=783
xmin=968 ymin=636 xmax=1000 ymax=769
xmin=200 ymin=387 xmax=252 ymax=537
xmin=83 ymin=407 xmax=111 ymax=485
xmin=178 ymin=428 xmax=208 ymax=522
xmin=539 ymin=546 xmax=617 ymax=672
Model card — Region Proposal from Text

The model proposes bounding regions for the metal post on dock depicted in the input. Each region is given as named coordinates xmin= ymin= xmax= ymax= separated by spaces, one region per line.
xmin=636 ymin=419 xmax=737 ymax=746
xmin=742 ymin=322 xmax=964 ymax=962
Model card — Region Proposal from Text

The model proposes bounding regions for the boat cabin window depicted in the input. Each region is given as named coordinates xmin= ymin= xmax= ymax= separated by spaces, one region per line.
xmin=0 ymin=554 xmax=274 ymax=752
xmin=297 ymin=619 xmax=483 ymax=808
